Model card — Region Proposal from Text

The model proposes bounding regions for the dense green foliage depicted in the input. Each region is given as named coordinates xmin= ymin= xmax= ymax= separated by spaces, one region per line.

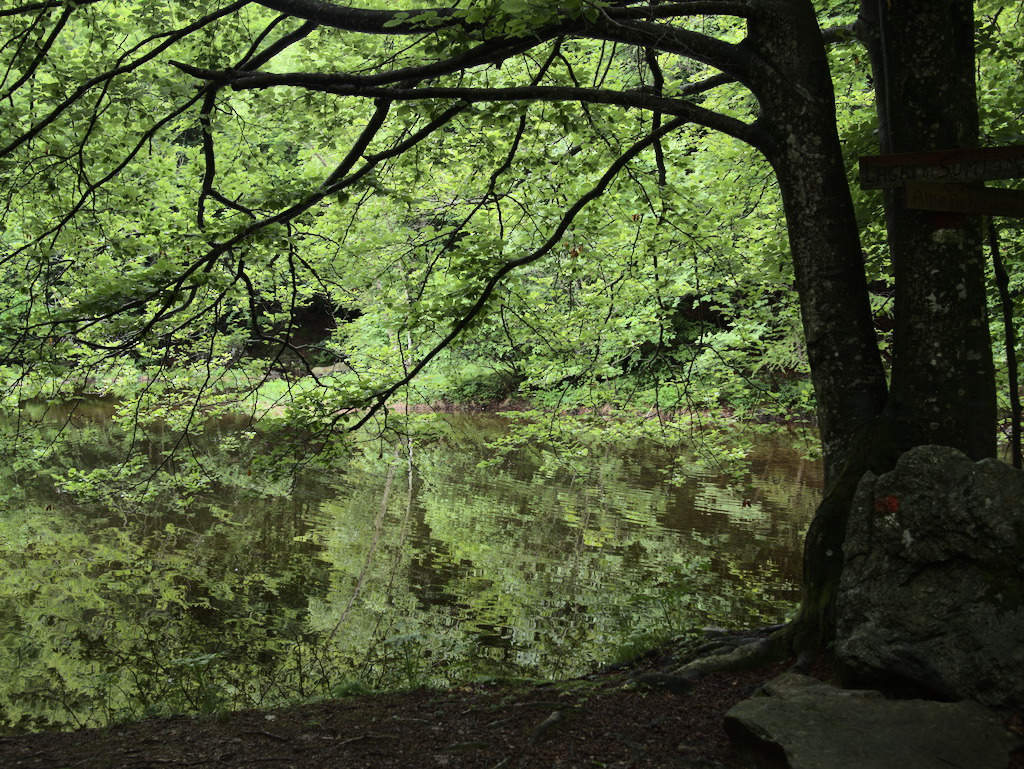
xmin=0 ymin=1 xmax=1019 ymax=442
xmin=0 ymin=4 xmax=806 ymax=421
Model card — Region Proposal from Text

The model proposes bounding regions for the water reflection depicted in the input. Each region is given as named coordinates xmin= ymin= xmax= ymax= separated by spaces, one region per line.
xmin=0 ymin=408 xmax=821 ymax=733
xmin=306 ymin=416 xmax=820 ymax=682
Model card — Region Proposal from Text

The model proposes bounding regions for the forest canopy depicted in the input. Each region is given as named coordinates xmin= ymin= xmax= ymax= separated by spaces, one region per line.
xmin=0 ymin=0 xmax=1020 ymax=482
xmin=0 ymin=1 xmax=913 ymax=435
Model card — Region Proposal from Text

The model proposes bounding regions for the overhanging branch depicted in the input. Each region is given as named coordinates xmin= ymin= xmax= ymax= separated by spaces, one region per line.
xmin=174 ymin=33 xmax=546 ymax=91
xmin=247 ymin=3 xmax=754 ymax=84
xmin=609 ymin=2 xmax=757 ymax=19
xmin=253 ymin=0 xmax=466 ymax=33
xmin=346 ymin=114 xmax=693 ymax=432
xmin=252 ymin=0 xmax=756 ymax=33
xmin=171 ymin=64 xmax=758 ymax=145
xmin=0 ymin=0 xmax=103 ymax=16
xmin=584 ymin=17 xmax=753 ymax=83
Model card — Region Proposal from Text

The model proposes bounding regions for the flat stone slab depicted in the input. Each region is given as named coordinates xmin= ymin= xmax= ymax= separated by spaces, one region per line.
xmin=725 ymin=674 xmax=1020 ymax=769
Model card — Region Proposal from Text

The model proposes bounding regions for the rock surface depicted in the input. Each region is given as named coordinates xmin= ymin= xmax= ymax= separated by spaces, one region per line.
xmin=835 ymin=445 xmax=1024 ymax=709
xmin=725 ymin=673 xmax=1020 ymax=769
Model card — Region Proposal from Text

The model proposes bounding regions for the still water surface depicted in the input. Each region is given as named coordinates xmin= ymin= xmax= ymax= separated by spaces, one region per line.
xmin=0 ymin=407 xmax=821 ymax=733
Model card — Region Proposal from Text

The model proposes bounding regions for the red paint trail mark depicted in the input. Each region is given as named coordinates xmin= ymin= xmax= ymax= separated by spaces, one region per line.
xmin=873 ymin=494 xmax=900 ymax=514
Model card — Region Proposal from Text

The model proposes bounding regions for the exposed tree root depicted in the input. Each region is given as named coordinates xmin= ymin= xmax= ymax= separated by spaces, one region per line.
xmin=669 ymin=627 xmax=796 ymax=682
xmin=622 ymin=624 xmax=801 ymax=694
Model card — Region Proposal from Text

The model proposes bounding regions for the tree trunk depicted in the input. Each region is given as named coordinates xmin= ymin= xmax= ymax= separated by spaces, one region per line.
xmin=748 ymin=0 xmax=890 ymax=488
xmin=862 ymin=0 xmax=996 ymax=459
xmin=741 ymin=1 xmax=892 ymax=651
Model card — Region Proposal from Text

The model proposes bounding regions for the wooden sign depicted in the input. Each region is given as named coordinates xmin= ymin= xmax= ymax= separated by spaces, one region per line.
xmin=904 ymin=181 xmax=1024 ymax=218
xmin=859 ymin=145 xmax=1024 ymax=190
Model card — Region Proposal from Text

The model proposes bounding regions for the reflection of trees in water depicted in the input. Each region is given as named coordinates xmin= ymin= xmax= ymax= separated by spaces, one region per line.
xmin=0 ymin=415 xmax=821 ymax=733
xmin=311 ymin=422 xmax=821 ymax=685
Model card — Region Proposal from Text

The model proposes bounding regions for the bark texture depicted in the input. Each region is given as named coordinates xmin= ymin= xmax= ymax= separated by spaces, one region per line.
xmin=862 ymin=0 xmax=996 ymax=459
xmin=749 ymin=0 xmax=889 ymax=487
xmin=738 ymin=2 xmax=890 ymax=649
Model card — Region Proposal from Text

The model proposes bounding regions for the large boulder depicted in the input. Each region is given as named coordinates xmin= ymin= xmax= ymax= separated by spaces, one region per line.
xmin=725 ymin=673 xmax=1019 ymax=769
xmin=835 ymin=445 xmax=1024 ymax=710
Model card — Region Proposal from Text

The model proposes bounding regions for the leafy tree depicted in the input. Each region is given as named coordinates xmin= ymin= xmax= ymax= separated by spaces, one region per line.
xmin=0 ymin=0 xmax=1017 ymax=659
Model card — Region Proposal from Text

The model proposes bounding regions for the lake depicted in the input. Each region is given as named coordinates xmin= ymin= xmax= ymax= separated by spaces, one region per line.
xmin=0 ymin=405 xmax=821 ymax=733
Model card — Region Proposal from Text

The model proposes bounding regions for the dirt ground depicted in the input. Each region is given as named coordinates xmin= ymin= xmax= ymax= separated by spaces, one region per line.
xmin=0 ymin=658 xmax=785 ymax=769
xmin=3 ymin=642 xmax=1022 ymax=769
